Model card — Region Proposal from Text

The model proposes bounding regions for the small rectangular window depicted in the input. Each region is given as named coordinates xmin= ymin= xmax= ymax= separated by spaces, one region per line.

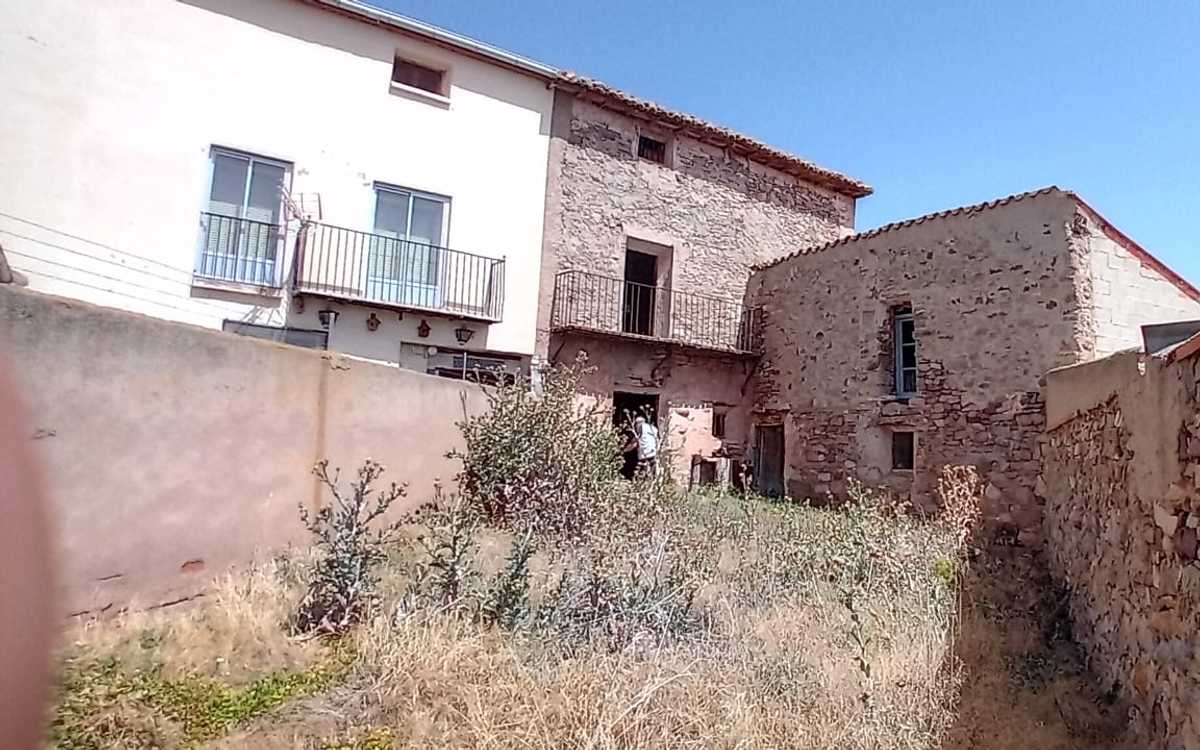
xmin=638 ymin=135 xmax=667 ymax=164
xmin=893 ymin=305 xmax=917 ymax=398
xmin=712 ymin=411 xmax=727 ymax=439
xmin=892 ymin=431 xmax=916 ymax=471
xmin=391 ymin=57 xmax=444 ymax=95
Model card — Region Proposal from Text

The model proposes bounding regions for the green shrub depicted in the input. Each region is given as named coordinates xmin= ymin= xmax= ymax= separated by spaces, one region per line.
xmin=295 ymin=460 xmax=405 ymax=635
xmin=480 ymin=530 xmax=536 ymax=630
xmin=453 ymin=357 xmax=625 ymax=540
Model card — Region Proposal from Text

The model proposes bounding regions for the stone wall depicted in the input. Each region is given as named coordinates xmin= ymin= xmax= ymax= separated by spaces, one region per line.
xmin=1078 ymin=209 xmax=1200 ymax=357
xmin=536 ymin=92 xmax=856 ymax=356
xmin=1043 ymin=349 xmax=1200 ymax=748
xmin=551 ymin=332 xmax=755 ymax=485
xmin=1 ymin=286 xmax=487 ymax=615
xmin=748 ymin=189 xmax=1090 ymax=538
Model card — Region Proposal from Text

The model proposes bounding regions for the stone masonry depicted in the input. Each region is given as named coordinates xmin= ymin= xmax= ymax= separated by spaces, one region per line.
xmin=748 ymin=187 xmax=1200 ymax=540
xmin=748 ymin=188 xmax=1086 ymax=534
xmin=1043 ymin=347 xmax=1200 ymax=748
xmin=536 ymin=91 xmax=862 ymax=357
xmin=537 ymin=85 xmax=868 ymax=481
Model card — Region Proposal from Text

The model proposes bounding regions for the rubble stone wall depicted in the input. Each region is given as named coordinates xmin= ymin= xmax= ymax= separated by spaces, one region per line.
xmin=550 ymin=332 xmax=755 ymax=485
xmin=1043 ymin=350 xmax=1200 ymax=748
xmin=748 ymin=190 xmax=1090 ymax=540
xmin=536 ymin=92 xmax=856 ymax=356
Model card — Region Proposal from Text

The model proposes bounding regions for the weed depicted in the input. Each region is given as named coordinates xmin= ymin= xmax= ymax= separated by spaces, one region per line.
xmin=295 ymin=460 xmax=405 ymax=635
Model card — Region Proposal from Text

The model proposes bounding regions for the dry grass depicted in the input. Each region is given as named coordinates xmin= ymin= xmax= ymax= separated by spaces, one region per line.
xmin=63 ymin=554 xmax=320 ymax=683
xmin=215 ymin=585 xmax=957 ymax=749
xmin=49 ymin=473 xmax=986 ymax=750
xmin=52 ymin=496 xmax=964 ymax=749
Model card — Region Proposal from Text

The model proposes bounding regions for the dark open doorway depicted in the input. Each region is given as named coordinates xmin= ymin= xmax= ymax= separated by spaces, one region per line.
xmin=613 ymin=391 xmax=659 ymax=427
xmin=614 ymin=391 xmax=659 ymax=479
xmin=622 ymin=249 xmax=657 ymax=336
xmin=755 ymin=424 xmax=784 ymax=498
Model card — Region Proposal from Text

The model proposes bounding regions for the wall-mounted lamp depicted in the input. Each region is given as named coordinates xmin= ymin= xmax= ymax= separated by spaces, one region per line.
xmin=317 ymin=308 xmax=339 ymax=330
xmin=366 ymin=313 xmax=381 ymax=332
xmin=417 ymin=319 xmax=431 ymax=338
xmin=454 ymin=326 xmax=475 ymax=345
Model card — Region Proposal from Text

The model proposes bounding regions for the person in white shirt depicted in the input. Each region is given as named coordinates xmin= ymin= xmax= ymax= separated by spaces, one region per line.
xmin=634 ymin=415 xmax=659 ymax=475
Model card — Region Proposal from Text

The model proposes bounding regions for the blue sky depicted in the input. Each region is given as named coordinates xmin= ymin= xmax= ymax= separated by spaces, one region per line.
xmin=380 ymin=0 xmax=1199 ymax=286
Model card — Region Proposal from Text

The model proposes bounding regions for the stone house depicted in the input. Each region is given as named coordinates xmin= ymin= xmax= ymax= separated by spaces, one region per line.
xmin=747 ymin=186 xmax=1200 ymax=538
xmin=536 ymin=75 xmax=871 ymax=483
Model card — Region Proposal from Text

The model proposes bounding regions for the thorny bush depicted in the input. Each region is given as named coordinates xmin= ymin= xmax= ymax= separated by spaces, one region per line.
xmin=294 ymin=460 xmax=405 ymax=635
xmin=453 ymin=356 xmax=628 ymax=541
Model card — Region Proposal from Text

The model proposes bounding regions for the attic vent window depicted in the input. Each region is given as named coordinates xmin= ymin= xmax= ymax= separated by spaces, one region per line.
xmin=391 ymin=57 xmax=445 ymax=96
xmin=638 ymin=135 xmax=667 ymax=164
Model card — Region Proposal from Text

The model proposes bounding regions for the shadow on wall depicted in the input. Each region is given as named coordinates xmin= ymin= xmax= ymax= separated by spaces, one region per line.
xmin=177 ymin=0 xmax=552 ymax=133
xmin=943 ymin=544 xmax=1132 ymax=750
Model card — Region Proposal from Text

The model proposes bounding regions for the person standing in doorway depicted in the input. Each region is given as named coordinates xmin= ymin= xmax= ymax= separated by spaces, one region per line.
xmin=619 ymin=422 xmax=640 ymax=480
xmin=634 ymin=415 xmax=659 ymax=475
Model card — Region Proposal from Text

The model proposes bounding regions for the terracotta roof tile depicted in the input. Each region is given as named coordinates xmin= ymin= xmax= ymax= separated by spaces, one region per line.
xmin=752 ymin=185 xmax=1200 ymax=303
xmin=753 ymin=186 xmax=1064 ymax=271
xmin=557 ymin=73 xmax=872 ymax=199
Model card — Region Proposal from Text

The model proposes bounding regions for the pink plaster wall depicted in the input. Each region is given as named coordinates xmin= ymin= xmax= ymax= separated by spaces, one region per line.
xmin=0 ymin=286 xmax=487 ymax=614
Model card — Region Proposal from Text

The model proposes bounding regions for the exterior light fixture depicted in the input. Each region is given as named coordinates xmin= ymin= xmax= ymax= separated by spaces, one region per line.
xmin=417 ymin=319 xmax=431 ymax=338
xmin=455 ymin=325 xmax=474 ymax=345
xmin=317 ymin=308 xmax=339 ymax=329
xmin=366 ymin=312 xmax=381 ymax=332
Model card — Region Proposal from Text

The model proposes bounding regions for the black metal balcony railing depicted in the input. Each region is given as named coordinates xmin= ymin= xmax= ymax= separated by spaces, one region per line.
xmin=195 ymin=212 xmax=285 ymax=287
xmin=551 ymin=269 xmax=761 ymax=353
xmin=293 ymin=222 xmax=505 ymax=321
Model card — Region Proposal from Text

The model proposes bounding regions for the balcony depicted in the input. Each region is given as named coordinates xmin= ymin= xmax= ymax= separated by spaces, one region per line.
xmin=293 ymin=222 xmax=505 ymax=322
xmin=195 ymin=212 xmax=285 ymax=288
xmin=550 ymin=270 xmax=761 ymax=354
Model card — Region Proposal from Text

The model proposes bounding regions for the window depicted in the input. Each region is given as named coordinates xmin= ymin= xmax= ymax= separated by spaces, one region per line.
xmin=712 ymin=410 xmax=727 ymax=439
xmin=366 ymin=184 xmax=449 ymax=308
xmin=391 ymin=57 xmax=445 ymax=96
xmin=430 ymin=353 xmax=517 ymax=385
xmin=198 ymin=148 xmax=290 ymax=286
xmin=222 ymin=320 xmax=328 ymax=350
xmin=892 ymin=431 xmax=916 ymax=471
xmin=638 ymin=135 xmax=667 ymax=164
xmin=893 ymin=305 xmax=917 ymax=397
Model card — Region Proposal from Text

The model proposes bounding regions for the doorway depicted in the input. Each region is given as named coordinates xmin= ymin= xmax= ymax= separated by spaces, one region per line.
xmin=755 ymin=424 xmax=784 ymax=498
xmin=613 ymin=391 xmax=659 ymax=479
xmin=612 ymin=391 xmax=659 ymax=427
xmin=622 ymin=249 xmax=657 ymax=336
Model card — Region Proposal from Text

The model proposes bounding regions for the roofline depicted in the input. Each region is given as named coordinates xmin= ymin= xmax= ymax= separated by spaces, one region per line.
xmin=1166 ymin=332 xmax=1200 ymax=364
xmin=753 ymin=186 xmax=1064 ymax=271
xmin=1067 ymin=192 xmax=1200 ymax=303
xmin=302 ymin=0 xmax=558 ymax=80
xmin=556 ymin=75 xmax=872 ymax=199
xmin=753 ymin=186 xmax=1200 ymax=304
xmin=299 ymin=1 xmax=871 ymax=199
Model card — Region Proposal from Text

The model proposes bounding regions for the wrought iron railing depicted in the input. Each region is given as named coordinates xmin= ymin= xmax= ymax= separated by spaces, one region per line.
xmin=293 ymin=222 xmax=505 ymax=321
xmin=550 ymin=269 xmax=761 ymax=353
xmin=195 ymin=212 xmax=285 ymax=287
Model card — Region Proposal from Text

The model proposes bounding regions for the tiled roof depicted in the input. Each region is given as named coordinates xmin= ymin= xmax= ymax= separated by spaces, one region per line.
xmin=557 ymin=73 xmax=873 ymax=199
xmin=753 ymin=185 xmax=1200 ymax=303
xmin=306 ymin=2 xmax=872 ymax=200
xmin=753 ymin=186 xmax=1064 ymax=271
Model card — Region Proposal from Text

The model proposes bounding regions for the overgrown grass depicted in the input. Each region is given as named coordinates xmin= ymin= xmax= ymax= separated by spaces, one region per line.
xmin=46 ymin=364 xmax=979 ymax=748
xmin=48 ymin=489 xmax=970 ymax=748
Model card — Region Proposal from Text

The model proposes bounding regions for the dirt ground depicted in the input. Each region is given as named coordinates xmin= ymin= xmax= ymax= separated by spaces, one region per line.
xmin=944 ymin=544 xmax=1132 ymax=750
